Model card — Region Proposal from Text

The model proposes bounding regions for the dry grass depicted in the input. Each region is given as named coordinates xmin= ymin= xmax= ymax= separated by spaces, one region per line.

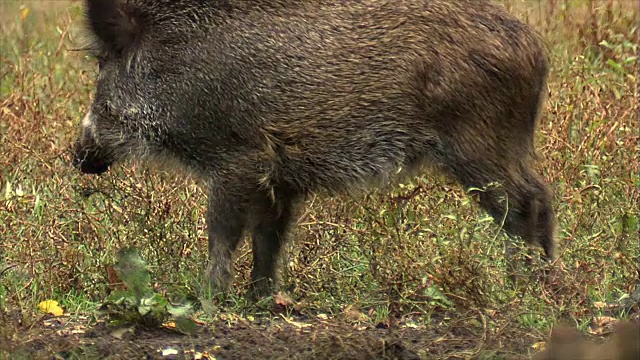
xmin=1 ymin=1 xmax=638 ymax=359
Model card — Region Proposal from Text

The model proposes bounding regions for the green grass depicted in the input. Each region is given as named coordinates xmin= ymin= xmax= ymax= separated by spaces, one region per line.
xmin=1 ymin=1 xmax=638 ymax=359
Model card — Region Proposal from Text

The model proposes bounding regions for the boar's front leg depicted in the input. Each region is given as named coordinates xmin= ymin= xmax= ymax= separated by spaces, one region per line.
xmin=206 ymin=180 xmax=250 ymax=294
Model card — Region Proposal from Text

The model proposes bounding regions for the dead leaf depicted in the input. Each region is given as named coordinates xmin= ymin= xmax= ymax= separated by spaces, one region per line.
xmin=193 ymin=318 xmax=208 ymax=325
xmin=161 ymin=348 xmax=179 ymax=356
xmin=279 ymin=314 xmax=312 ymax=329
xmin=110 ymin=326 xmax=134 ymax=340
xmin=588 ymin=316 xmax=619 ymax=336
xmin=195 ymin=350 xmax=216 ymax=359
xmin=164 ymin=321 xmax=176 ymax=329
xmin=531 ymin=341 xmax=547 ymax=351
xmin=274 ymin=292 xmax=294 ymax=308
xmin=106 ymin=265 xmax=125 ymax=291
xmin=368 ymin=308 xmax=376 ymax=318
xmin=342 ymin=305 xmax=370 ymax=322
xmin=593 ymin=301 xmax=607 ymax=309
xmin=403 ymin=322 xmax=420 ymax=329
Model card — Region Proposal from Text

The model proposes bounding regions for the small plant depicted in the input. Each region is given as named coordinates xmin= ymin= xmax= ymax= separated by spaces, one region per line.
xmin=98 ymin=247 xmax=197 ymax=334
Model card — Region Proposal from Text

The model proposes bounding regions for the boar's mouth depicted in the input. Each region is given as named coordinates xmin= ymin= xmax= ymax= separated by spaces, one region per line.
xmin=72 ymin=142 xmax=112 ymax=175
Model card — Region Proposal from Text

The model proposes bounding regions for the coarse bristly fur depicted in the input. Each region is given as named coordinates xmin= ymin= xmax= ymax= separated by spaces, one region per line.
xmin=73 ymin=0 xmax=557 ymax=297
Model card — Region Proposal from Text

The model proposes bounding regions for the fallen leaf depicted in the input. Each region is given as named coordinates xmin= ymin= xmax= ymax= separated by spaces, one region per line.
xmin=403 ymin=322 xmax=420 ymax=329
xmin=110 ymin=326 xmax=134 ymax=339
xmin=106 ymin=265 xmax=125 ymax=291
xmin=368 ymin=308 xmax=376 ymax=318
xmin=38 ymin=300 xmax=64 ymax=316
xmin=531 ymin=341 xmax=547 ymax=351
xmin=588 ymin=316 xmax=619 ymax=336
xmin=164 ymin=321 xmax=176 ymax=329
xmin=279 ymin=314 xmax=312 ymax=329
xmin=200 ymin=298 xmax=218 ymax=315
xmin=274 ymin=292 xmax=294 ymax=308
xmin=162 ymin=348 xmax=179 ymax=356
xmin=173 ymin=317 xmax=198 ymax=335
xmin=342 ymin=305 xmax=370 ymax=322
xmin=196 ymin=350 xmax=216 ymax=360
xmin=43 ymin=318 xmax=65 ymax=327
xmin=593 ymin=301 xmax=607 ymax=309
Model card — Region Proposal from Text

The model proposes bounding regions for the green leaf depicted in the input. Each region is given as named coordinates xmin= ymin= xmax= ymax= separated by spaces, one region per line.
xmin=606 ymin=59 xmax=623 ymax=73
xmin=624 ymin=56 xmax=638 ymax=64
xmin=199 ymin=298 xmax=219 ymax=315
xmin=167 ymin=302 xmax=194 ymax=318
xmin=424 ymin=285 xmax=452 ymax=308
xmin=173 ymin=317 xmax=198 ymax=335
xmin=105 ymin=290 xmax=137 ymax=307
xmin=114 ymin=247 xmax=153 ymax=299
xmin=138 ymin=295 xmax=160 ymax=316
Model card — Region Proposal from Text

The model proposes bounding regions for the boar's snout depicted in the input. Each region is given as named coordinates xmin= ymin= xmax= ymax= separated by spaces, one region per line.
xmin=72 ymin=112 xmax=112 ymax=175
xmin=72 ymin=140 xmax=112 ymax=174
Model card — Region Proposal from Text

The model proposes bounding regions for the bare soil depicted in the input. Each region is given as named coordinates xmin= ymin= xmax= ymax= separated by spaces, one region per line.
xmin=2 ymin=310 xmax=540 ymax=360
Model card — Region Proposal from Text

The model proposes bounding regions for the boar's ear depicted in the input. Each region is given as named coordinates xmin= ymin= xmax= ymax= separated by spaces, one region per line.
xmin=86 ymin=0 xmax=142 ymax=53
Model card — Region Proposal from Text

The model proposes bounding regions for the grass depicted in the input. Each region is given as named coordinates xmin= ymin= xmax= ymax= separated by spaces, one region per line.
xmin=1 ymin=0 xmax=638 ymax=359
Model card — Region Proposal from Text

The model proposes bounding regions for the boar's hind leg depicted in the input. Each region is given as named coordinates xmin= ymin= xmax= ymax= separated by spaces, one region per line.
xmin=249 ymin=186 xmax=300 ymax=298
xmin=444 ymin=151 xmax=556 ymax=261
xmin=521 ymin=171 xmax=555 ymax=262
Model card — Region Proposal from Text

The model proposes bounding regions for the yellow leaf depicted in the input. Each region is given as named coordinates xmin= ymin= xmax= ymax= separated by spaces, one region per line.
xmin=38 ymin=300 xmax=64 ymax=316
xmin=531 ymin=341 xmax=547 ymax=351
xmin=164 ymin=321 xmax=176 ymax=329
xmin=196 ymin=350 xmax=216 ymax=360
xmin=19 ymin=6 xmax=30 ymax=21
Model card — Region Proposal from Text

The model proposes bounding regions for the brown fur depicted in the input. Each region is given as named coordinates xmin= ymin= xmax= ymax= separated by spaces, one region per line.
xmin=73 ymin=0 xmax=556 ymax=296
xmin=536 ymin=321 xmax=640 ymax=360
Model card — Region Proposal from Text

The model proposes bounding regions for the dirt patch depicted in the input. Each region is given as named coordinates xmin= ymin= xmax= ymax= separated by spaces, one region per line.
xmin=2 ymin=311 xmax=539 ymax=360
